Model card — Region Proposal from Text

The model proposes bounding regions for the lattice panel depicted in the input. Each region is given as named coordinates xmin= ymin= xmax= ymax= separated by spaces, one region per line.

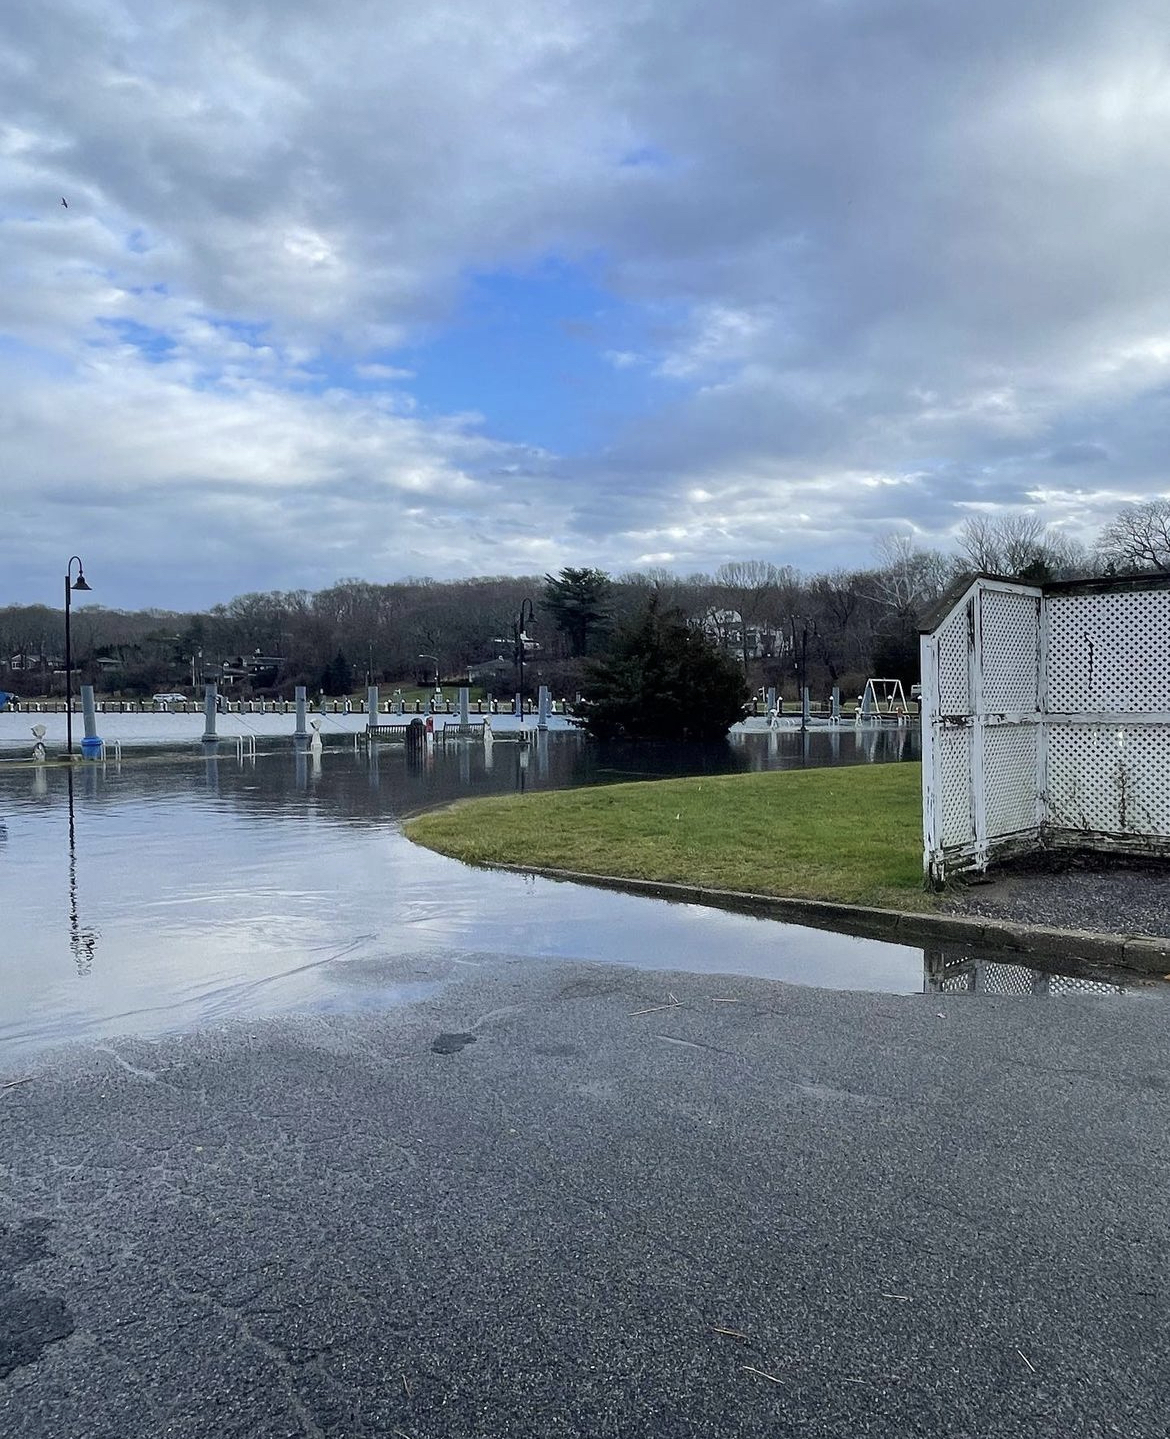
xmin=983 ymin=725 xmax=1040 ymax=837
xmin=1047 ymin=591 xmax=1170 ymax=713
xmin=1045 ymin=725 xmax=1170 ymax=835
xmin=979 ymin=962 xmax=1036 ymax=996
xmin=979 ymin=590 xmax=1039 ymax=713
xmin=930 ymin=959 xmax=1124 ymax=997
xmin=1048 ymin=976 xmax=1124 ymax=997
xmin=935 ymin=604 xmax=971 ymax=715
xmin=938 ymin=726 xmax=973 ymax=846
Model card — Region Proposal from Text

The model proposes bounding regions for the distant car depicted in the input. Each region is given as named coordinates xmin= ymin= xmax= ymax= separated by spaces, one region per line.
xmin=152 ymin=692 xmax=189 ymax=705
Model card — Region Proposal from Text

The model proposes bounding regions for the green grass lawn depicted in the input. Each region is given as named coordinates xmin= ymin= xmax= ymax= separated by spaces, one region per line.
xmin=405 ymin=762 xmax=931 ymax=910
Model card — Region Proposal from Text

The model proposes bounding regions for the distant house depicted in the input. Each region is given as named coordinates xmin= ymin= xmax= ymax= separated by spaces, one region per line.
xmin=468 ymin=656 xmax=513 ymax=685
xmin=220 ymin=653 xmax=285 ymax=686
xmin=698 ymin=609 xmax=783 ymax=660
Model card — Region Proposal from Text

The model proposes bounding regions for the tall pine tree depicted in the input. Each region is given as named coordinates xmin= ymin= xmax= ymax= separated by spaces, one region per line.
xmin=542 ymin=567 xmax=612 ymax=657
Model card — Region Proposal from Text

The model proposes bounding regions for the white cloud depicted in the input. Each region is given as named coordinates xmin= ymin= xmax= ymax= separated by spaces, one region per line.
xmin=4 ymin=0 xmax=1170 ymax=604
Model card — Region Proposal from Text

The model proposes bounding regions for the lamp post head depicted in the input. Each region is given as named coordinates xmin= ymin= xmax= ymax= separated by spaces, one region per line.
xmin=66 ymin=556 xmax=92 ymax=592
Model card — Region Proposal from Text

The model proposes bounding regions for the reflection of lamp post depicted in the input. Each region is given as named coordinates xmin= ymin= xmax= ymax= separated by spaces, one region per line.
xmin=64 ymin=556 xmax=92 ymax=759
xmin=515 ymin=597 xmax=535 ymax=713
xmin=66 ymin=770 xmax=99 ymax=975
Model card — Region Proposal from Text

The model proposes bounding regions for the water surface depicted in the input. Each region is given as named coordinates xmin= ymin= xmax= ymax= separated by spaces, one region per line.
xmin=0 ymin=729 xmax=1140 ymax=1060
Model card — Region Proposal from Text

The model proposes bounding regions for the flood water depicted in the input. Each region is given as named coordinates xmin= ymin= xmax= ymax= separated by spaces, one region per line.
xmin=0 ymin=728 xmax=1143 ymax=1061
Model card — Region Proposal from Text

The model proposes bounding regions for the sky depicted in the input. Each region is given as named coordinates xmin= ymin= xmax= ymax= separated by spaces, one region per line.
xmin=3 ymin=0 xmax=1170 ymax=611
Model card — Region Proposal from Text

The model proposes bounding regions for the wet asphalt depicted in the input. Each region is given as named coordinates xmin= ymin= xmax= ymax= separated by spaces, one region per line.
xmin=2 ymin=957 xmax=1169 ymax=1438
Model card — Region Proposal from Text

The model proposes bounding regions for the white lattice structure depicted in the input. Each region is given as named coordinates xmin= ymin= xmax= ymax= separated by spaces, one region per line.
xmin=920 ymin=574 xmax=1170 ymax=883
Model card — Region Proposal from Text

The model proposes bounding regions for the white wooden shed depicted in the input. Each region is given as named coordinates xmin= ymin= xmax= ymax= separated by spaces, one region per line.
xmin=918 ymin=572 xmax=1170 ymax=885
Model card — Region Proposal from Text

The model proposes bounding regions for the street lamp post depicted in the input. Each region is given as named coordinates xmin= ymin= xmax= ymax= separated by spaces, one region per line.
xmin=793 ymin=617 xmax=812 ymax=732
xmin=63 ymin=556 xmax=92 ymax=759
xmin=515 ymin=597 xmax=535 ymax=714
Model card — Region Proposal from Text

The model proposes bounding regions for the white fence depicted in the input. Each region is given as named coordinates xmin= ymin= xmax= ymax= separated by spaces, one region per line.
xmin=920 ymin=575 xmax=1170 ymax=883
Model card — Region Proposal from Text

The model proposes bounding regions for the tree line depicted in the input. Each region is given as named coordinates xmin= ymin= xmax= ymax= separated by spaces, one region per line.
xmin=2 ymin=501 xmax=1168 ymax=700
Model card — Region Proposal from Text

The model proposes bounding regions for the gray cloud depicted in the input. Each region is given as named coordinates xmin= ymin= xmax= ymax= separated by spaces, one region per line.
xmin=3 ymin=0 xmax=1170 ymax=605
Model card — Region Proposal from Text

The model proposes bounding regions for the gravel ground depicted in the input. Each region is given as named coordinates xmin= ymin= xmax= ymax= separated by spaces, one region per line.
xmin=938 ymin=850 xmax=1170 ymax=938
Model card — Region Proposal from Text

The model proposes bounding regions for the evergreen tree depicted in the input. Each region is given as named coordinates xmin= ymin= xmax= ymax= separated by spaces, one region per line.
xmin=320 ymin=650 xmax=353 ymax=694
xmin=542 ymin=567 xmax=612 ymax=657
xmin=578 ymin=595 xmax=748 ymax=741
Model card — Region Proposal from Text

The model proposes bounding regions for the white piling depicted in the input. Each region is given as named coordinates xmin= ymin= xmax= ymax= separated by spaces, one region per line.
xmin=80 ymin=684 xmax=103 ymax=759
xmin=202 ymin=683 xmax=218 ymax=743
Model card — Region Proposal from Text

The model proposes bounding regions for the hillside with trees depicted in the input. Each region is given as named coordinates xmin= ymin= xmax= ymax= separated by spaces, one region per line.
xmin=0 ymin=505 xmax=1157 ymax=703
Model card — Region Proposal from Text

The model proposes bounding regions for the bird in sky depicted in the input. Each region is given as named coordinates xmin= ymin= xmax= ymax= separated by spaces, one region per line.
xmin=61 ymin=197 xmax=68 ymax=208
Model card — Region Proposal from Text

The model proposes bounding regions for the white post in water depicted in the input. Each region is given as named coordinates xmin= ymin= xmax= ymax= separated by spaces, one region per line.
xmin=202 ymin=684 xmax=218 ymax=743
xmin=514 ymin=692 xmax=523 ymax=723
xmin=830 ymin=686 xmax=841 ymax=723
xmin=80 ymin=684 xmax=102 ymax=759
xmin=802 ymin=686 xmax=811 ymax=728
xmin=537 ymin=684 xmax=550 ymax=731
xmin=394 ymin=690 xmax=404 ymax=716
xmin=458 ymin=687 xmax=470 ymax=726
xmin=766 ymin=686 xmax=777 ymax=716
xmin=294 ymin=686 xmax=308 ymax=742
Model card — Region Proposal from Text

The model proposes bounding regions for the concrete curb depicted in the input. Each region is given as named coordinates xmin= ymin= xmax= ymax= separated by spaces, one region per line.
xmin=484 ymin=863 xmax=1170 ymax=976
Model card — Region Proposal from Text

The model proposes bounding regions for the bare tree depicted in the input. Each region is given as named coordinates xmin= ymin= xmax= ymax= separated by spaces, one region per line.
xmin=714 ymin=560 xmax=784 ymax=666
xmin=1097 ymin=499 xmax=1170 ymax=573
xmin=866 ymin=534 xmax=949 ymax=623
xmin=807 ymin=570 xmax=867 ymax=683
xmin=957 ymin=513 xmax=1089 ymax=581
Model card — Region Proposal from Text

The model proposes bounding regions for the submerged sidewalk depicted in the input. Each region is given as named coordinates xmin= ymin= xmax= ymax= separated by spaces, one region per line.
xmin=3 ymin=957 xmax=1169 ymax=1437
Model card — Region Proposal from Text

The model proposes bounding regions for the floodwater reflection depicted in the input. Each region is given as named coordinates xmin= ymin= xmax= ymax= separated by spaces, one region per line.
xmin=0 ymin=733 xmax=1155 ymax=1060
xmin=66 ymin=770 xmax=99 ymax=977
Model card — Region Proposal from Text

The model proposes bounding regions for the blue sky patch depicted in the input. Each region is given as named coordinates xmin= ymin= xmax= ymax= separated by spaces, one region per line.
xmin=94 ymin=317 xmax=176 ymax=362
xmin=387 ymin=259 xmax=673 ymax=453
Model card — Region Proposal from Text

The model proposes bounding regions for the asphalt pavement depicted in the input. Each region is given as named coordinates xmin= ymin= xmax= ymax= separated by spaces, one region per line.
xmin=3 ymin=957 xmax=1169 ymax=1437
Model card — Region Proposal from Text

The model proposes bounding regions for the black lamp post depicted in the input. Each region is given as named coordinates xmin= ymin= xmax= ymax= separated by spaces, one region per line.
xmin=515 ymin=597 xmax=535 ymax=714
xmin=64 ymin=556 xmax=92 ymax=759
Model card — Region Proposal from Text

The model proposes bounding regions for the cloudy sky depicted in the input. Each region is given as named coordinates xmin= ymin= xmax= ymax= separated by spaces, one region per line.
xmin=3 ymin=0 xmax=1170 ymax=610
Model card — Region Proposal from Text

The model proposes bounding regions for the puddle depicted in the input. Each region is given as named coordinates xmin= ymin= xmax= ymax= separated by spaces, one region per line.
xmin=0 ymin=736 xmax=1157 ymax=1060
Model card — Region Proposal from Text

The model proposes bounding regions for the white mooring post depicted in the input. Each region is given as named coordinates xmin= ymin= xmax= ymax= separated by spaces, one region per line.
xmin=294 ymin=686 xmax=308 ymax=742
xmin=80 ymin=684 xmax=103 ymax=759
xmin=366 ymin=686 xmax=380 ymax=727
xmin=830 ymin=686 xmax=841 ymax=723
xmin=202 ymin=684 xmax=218 ymax=743
xmin=537 ymin=684 xmax=550 ymax=731
xmin=458 ymin=687 xmax=470 ymax=726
